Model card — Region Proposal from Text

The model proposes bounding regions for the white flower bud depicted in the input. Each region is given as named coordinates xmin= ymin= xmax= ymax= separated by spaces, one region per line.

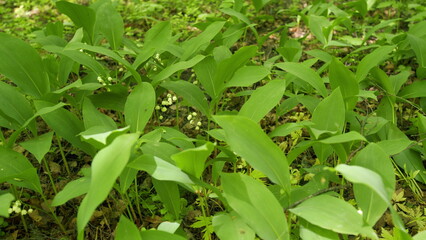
xmin=155 ymin=105 xmax=161 ymax=110
xmin=192 ymin=112 xmax=197 ymax=116
xmin=8 ymin=208 xmax=13 ymax=214
xmin=161 ymin=107 xmax=167 ymax=112
xmin=21 ymin=209 xmax=27 ymax=215
xmin=107 ymin=77 xmax=112 ymax=81
xmin=159 ymin=115 xmax=164 ymax=120
xmin=197 ymin=121 xmax=202 ymax=126
xmin=28 ymin=208 xmax=33 ymax=214
xmin=167 ymin=93 xmax=172 ymax=98
xmin=195 ymin=126 xmax=200 ymax=130
xmin=172 ymin=96 xmax=177 ymax=101
xmin=187 ymin=115 xmax=192 ymax=120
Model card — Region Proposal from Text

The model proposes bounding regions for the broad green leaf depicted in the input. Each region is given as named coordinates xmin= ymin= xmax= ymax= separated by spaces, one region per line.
xmin=127 ymin=155 xmax=194 ymax=187
xmin=214 ymin=115 xmax=290 ymax=192
xmin=141 ymin=142 xmax=179 ymax=163
xmin=370 ymin=67 xmax=395 ymax=96
xmin=329 ymin=58 xmax=359 ymax=110
xmin=310 ymin=88 xmax=345 ymax=138
xmin=309 ymin=15 xmax=332 ymax=45
xmin=213 ymin=212 xmax=255 ymax=240
xmin=83 ymin=98 xmax=116 ymax=130
xmin=226 ymin=66 xmax=270 ymax=88
xmin=34 ymin=100 xmax=96 ymax=156
xmin=407 ymin=34 xmax=426 ymax=78
xmin=0 ymin=82 xmax=35 ymax=131
xmin=0 ymin=193 xmax=14 ymax=218
xmin=355 ymin=45 xmax=394 ymax=82
xmin=0 ymin=33 xmax=49 ymax=98
xmin=115 ymin=215 xmax=142 ymax=240
xmin=414 ymin=231 xmax=426 ymax=240
xmin=88 ymin=85 xmax=127 ymax=112
xmin=239 ymin=79 xmax=286 ymax=122
xmin=67 ymin=43 xmax=140 ymax=83
xmin=140 ymin=230 xmax=186 ymax=240
xmin=220 ymin=8 xmax=251 ymax=25
xmin=51 ymin=176 xmax=90 ymax=206
xmin=157 ymin=222 xmax=180 ymax=234
xmin=119 ymin=166 xmax=138 ymax=193
xmin=161 ymin=80 xmax=210 ymax=116
xmin=19 ymin=132 xmax=54 ymax=163
xmin=213 ymin=46 xmax=258 ymax=101
xmin=0 ymin=147 xmax=42 ymax=193
xmin=151 ymin=55 xmax=206 ymax=85
xmin=124 ymin=82 xmax=156 ymax=133
xmin=44 ymin=45 xmax=107 ymax=78
xmin=193 ymin=57 xmax=219 ymax=98
xmin=336 ymin=164 xmax=390 ymax=206
xmin=394 ymin=149 xmax=426 ymax=184
xmin=376 ymin=139 xmax=413 ymax=156
xmin=143 ymin=21 xmax=172 ymax=51
xmin=221 ymin=173 xmax=289 ymax=240
xmin=181 ymin=21 xmax=225 ymax=60
xmin=275 ymin=62 xmax=328 ymax=97
xmin=252 ymin=0 xmax=272 ymax=12
xmin=56 ymin=1 xmax=96 ymax=43
xmin=77 ymin=133 xmax=139 ymax=239
xmin=95 ymin=1 xmax=124 ymax=50
xmin=171 ymin=142 xmax=214 ymax=179
xmin=290 ymin=194 xmax=376 ymax=238
xmin=277 ymin=39 xmax=302 ymax=62
xmin=269 ymin=121 xmax=314 ymax=138
xmin=152 ymin=179 xmax=181 ymax=220
xmin=80 ymin=126 xmax=130 ymax=148
xmin=299 ymin=220 xmax=339 ymax=240
xmin=318 ymin=131 xmax=366 ymax=144
xmin=398 ymin=81 xmax=426 ymax=99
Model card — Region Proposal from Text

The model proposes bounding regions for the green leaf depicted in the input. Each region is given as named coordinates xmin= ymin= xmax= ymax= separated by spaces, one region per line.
xmin=0 ymin=33 xmax=50 ymax=98
xmin=355 ymin=45 xmax=394 ymax=82
xmin=115 ymin=215 xmax=142 ymax=240
xmin=299 ymin=219 xmax=339 ymax=240
xmin=269 ymin=121 xmax=314 ymax=138
xmin=80 ymin=126 xmax=130 ymax=148
xmin=124 ymin=82 xmax=156 ymax=133
xmin=414 ymin=231 xmax=426 ymax=240
xmin=329 ymin=57 xmax=359 ymax=110
xmin=252 ymin=0 xmax=272 ymax=12
xmin=290 ymin=194 xmax=376 ymax=238
xmin=193 ymin=57 xmax=219 ymax=99
xmin=213 ymin=212 xmax=255 ymax=240
xmin=44 ymin=45 xmax=107 ymax=78
xmin=171 ymin=142 xmax=214 ymax=179
xmin=34 ymin=100 xmax=96 ymax=156
xmin=310 ymin=88 xmax=345 ymax=138
xmin=308 ymin=15 xmax=332 ymax=45
xmin=152 ymin=55 xmax=206 ymax=85
xmin=336 ymin=164 xmax=390 ymax=205
xmin=140 ymin=230 xmax=186 ymax=240
xmin=51 ymin=176 xmax=90 ymax=206
xmin=275 ymin=62 xmax=328 ymax=97
xmin=239 ymin=79 xmax=286 ymax=122
xmin=67 ymin=43 xmax=141 ymax=83
xmin=221 ymin=173 xmax=289 ymax=240
xmin=56 ymin=1 xmax=96 ymax=43
xmin=127 ymin=155 xmax=194 ymax=187
xmin=0 ymin=82 xmax=35 ymax=131
xmin=0 ymin=146 xmax=42 ymax=193
xmin=152 ymin=179 xmax=181 ymax=220
xmin=143 ymin=21 xmax=172 ymax=51
xmin=376 ymin=139 xmax=413 ymax=156
xmin=77 ymin=133 xmax=139 ymax=239
xmin=0 ymin=193 xmax=14 ymax=218
xmin=398 ymin=81 xmax=426 ymax=99
xmin=95 ymin=1 xmax=124 ymax=50
xmin=407 ymin=34 xmax=426 ymax=78
xmin=318 ymin=131 xmax=366 ymax=144
xmin=83 ymin=98 xmax=116 ymax=131
xmin=19 ymin=132 xmax=54 ymax=163
xmin=161 ymin=80 xmax=210 ymax=116
xmin=181 ymin=21 xmax=225 ymax=60
xmin=226 ymin=66 xmax=270 ymax=88
xmin=220 ymin=8 xmax=251 ymax=25
xmin=214 ymin=115 xmax=290 ymax=192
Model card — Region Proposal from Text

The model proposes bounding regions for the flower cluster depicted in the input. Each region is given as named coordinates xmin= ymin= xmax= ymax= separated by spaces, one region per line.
xmin=155 ymin=93 xmax=178 ymax=120
xmin=187 ymin=112 xmax=202 ymax=130
xmin=8 ymin=200 xmax=33 ymax=216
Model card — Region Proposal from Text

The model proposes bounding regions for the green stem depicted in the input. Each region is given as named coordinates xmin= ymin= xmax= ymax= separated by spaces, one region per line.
xmin=134 ymin=178 xmax=143 ymax=221
xmin=42 ymin=157 xmax=58 ymax=194
xmin=20 ymin=213 xmax=28 ymax=232
xmin=56 ymin=137 xmax=71 ymax=176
